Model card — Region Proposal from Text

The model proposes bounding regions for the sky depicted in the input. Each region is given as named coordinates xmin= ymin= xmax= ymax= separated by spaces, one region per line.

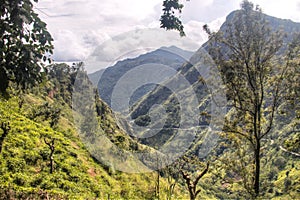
xmin=35 ymin=0 xmax=300 ymax=72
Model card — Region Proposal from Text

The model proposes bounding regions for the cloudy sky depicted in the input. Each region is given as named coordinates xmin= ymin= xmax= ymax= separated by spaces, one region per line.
xmin=35 ymin=0 xmax=300 ymax=72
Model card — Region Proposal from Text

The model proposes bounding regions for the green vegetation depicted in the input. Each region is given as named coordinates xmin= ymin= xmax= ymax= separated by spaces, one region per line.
xmin=134 ymin=0 xmax=300 ymax=199
xmin=160 ymin=0 xmax=185 ymax=36
xmin=206 ymin=1 xmax=290 ymax=196
xmin=0 ymin=70 xmax=191 ymax=199
xmin=0 ymin=0 xmax=299 ymax=199
xmin=0 ymin=0 xmax=53 ymax=94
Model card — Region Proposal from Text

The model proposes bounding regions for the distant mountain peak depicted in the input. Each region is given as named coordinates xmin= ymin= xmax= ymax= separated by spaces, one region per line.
xmin=88 ymin=46 xmax=194 ymax=107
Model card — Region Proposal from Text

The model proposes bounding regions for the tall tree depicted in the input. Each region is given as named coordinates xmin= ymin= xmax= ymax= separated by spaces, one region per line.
xmin=205 ymin=0 xmax=292 ymax=196
xmin=0 ymin=0 xmax=53 ymax=94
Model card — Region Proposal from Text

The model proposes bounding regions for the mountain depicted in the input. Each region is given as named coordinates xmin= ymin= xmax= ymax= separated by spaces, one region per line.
xmin=128 ymin=10 xmax=300 ymax=198
xmin=202 ymin=10 xmax=300 ymax=52
xmin=88 ymin=46 xmax=193 ymax=107
xmin=131 ymin=10 xmax=300 ymax=147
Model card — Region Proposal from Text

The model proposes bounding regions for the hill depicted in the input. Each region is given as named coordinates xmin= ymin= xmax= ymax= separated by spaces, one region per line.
xmin=130 ymin=9 xmax=300 ymax=149
xmin=88 ymin=46 xmax=193 ymax=108
xmin=0 ymin=63 xmax=190 ymax=199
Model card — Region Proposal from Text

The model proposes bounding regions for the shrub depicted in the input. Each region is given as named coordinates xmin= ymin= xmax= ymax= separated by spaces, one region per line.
xmin=6 ymin=158 xmax=26 ymax=173
xmin=273 ymin=156 xmax=286 ymax=170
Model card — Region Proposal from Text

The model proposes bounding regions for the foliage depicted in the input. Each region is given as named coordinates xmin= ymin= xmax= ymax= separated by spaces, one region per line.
xmin=0 ymin=63 xmax=191 ymax=199
xmin=132 ymin=1 xmax=300 ymax=198
xmin=285 ymin=33 xmax=300 ymax=120
xmin=0 ymin=0 xmax=53 ymax=94
xmin=178 ymin=156 xmax=209 ymax=200
xmin=205 ymin=0 xmax=295 ymax=196
xmin=160 ymin=0 xmax=185 ymax=36
xmin=1 ymin=0 xmax=299 ymax=198
xmin=46 ymin=63 xmax=83 ymax=106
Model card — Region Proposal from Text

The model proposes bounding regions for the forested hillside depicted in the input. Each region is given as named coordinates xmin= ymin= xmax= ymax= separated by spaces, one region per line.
xmin=0 ymin=62 xmax=196 ymax=199
xmin=0 ymin=1 xmax=188 ymax=199
xmin=0 ymin=0 xmax=299 ymax=199
xmin=129 ymin=1 xmax=300 ymax=199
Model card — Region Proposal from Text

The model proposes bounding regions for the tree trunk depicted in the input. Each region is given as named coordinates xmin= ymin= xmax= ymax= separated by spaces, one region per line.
xmin=254 ymin=142 xmax=260 ymax=196
xmin=44 ymin=138 xmax=55 ymax=174
xmin=50 ymin=154 xmax=54 ymax=174
xmin=156 ymin=169 xmax=160 ymax=200
xmin=190 ymin=193 xmax=196 ymax=200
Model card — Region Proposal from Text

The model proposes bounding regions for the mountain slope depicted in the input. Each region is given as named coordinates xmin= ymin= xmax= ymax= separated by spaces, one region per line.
xmin=88 ymin=46 xmax=193 ymax=107
xmin=0 ymin=65 xmax=189 ymax=199
xmin=131 ymin=10 xmax=300 ymax=149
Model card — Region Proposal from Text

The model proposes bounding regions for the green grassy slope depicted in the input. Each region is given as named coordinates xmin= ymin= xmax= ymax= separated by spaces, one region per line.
xmin=0 ymin=95 xmax=190 ymax=199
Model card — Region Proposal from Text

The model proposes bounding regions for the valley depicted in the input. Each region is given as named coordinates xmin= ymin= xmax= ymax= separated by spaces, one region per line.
xmin=0 ymin=0 xmax=299 ymax=199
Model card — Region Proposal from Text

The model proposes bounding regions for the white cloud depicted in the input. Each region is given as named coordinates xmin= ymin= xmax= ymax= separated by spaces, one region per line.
xmin=181 ymin=0 xmax=238 ymax=23
xmin=51 ymin=30 xmax=86 ymax=61
xmin=251 ymin=0 xmax=300 ymax=22
xmin=35 ymin=0 xmax=300 ymax=70
xmin=36 ymin=0 xmax=164 ymax=63
xmin=85 ymin=28 xmax=202 ymax=73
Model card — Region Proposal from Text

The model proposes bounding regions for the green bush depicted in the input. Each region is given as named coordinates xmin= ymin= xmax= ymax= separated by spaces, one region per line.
xmin=6 ymin=158 xmax=26 ymax=173
xmin=12 ymin=173 xmax=28 ymax=186
xmin=23 ymin=150 xmax=41 ymax=165
xmin=274 ymin=156 xmax=286 ymax=170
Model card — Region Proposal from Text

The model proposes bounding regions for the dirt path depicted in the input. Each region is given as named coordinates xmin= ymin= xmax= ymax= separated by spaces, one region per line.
xmin=279 ymin=145 xmax=300 ymax=157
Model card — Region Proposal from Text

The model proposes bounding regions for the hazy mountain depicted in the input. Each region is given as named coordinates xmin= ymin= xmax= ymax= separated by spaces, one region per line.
xmin=88 ymin=46 xmax=193 ymax=107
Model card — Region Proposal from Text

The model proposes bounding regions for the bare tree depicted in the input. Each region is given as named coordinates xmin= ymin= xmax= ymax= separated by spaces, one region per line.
xmin=175 ymin=156 xmax=209 ymax=200
xmin=44 ymin=138 xmax=55 ymax=174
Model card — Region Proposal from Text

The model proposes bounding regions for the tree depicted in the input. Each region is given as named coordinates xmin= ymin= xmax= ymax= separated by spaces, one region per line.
xmin=205 ymin=0 xmax=291 ymax=196
xmin=177 ymin=156 xmax=209 ymax=200
xmin=44 ymin=137 xmax=55 ymax=174
xmin=47 ymin=63 xmax=73 ymax=105
xmin=154 ymin=154 xmax=161 ymax=200
xmin=285 ymin=33 xmax=300 ymax=120
xmin=160 ymin=0 xmax=185 ymax=36
xmin=30 ymin=102 xmax=61 ymax=128
xmin=0 ymin=0 xmax=53 ymax=94
xmin=45 ymin=62 xmax=84 ymax=107
xmin=161 ymin=159 xmax=181 ymax=200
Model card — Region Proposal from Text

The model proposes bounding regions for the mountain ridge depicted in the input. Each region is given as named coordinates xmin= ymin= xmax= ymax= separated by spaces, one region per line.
xmin=88 ymin=46 xmax=193 ymax=107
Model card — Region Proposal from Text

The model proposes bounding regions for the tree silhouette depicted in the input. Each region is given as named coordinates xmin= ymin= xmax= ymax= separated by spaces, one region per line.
xmin=44 ymin=137 xmax=55 ymax=174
